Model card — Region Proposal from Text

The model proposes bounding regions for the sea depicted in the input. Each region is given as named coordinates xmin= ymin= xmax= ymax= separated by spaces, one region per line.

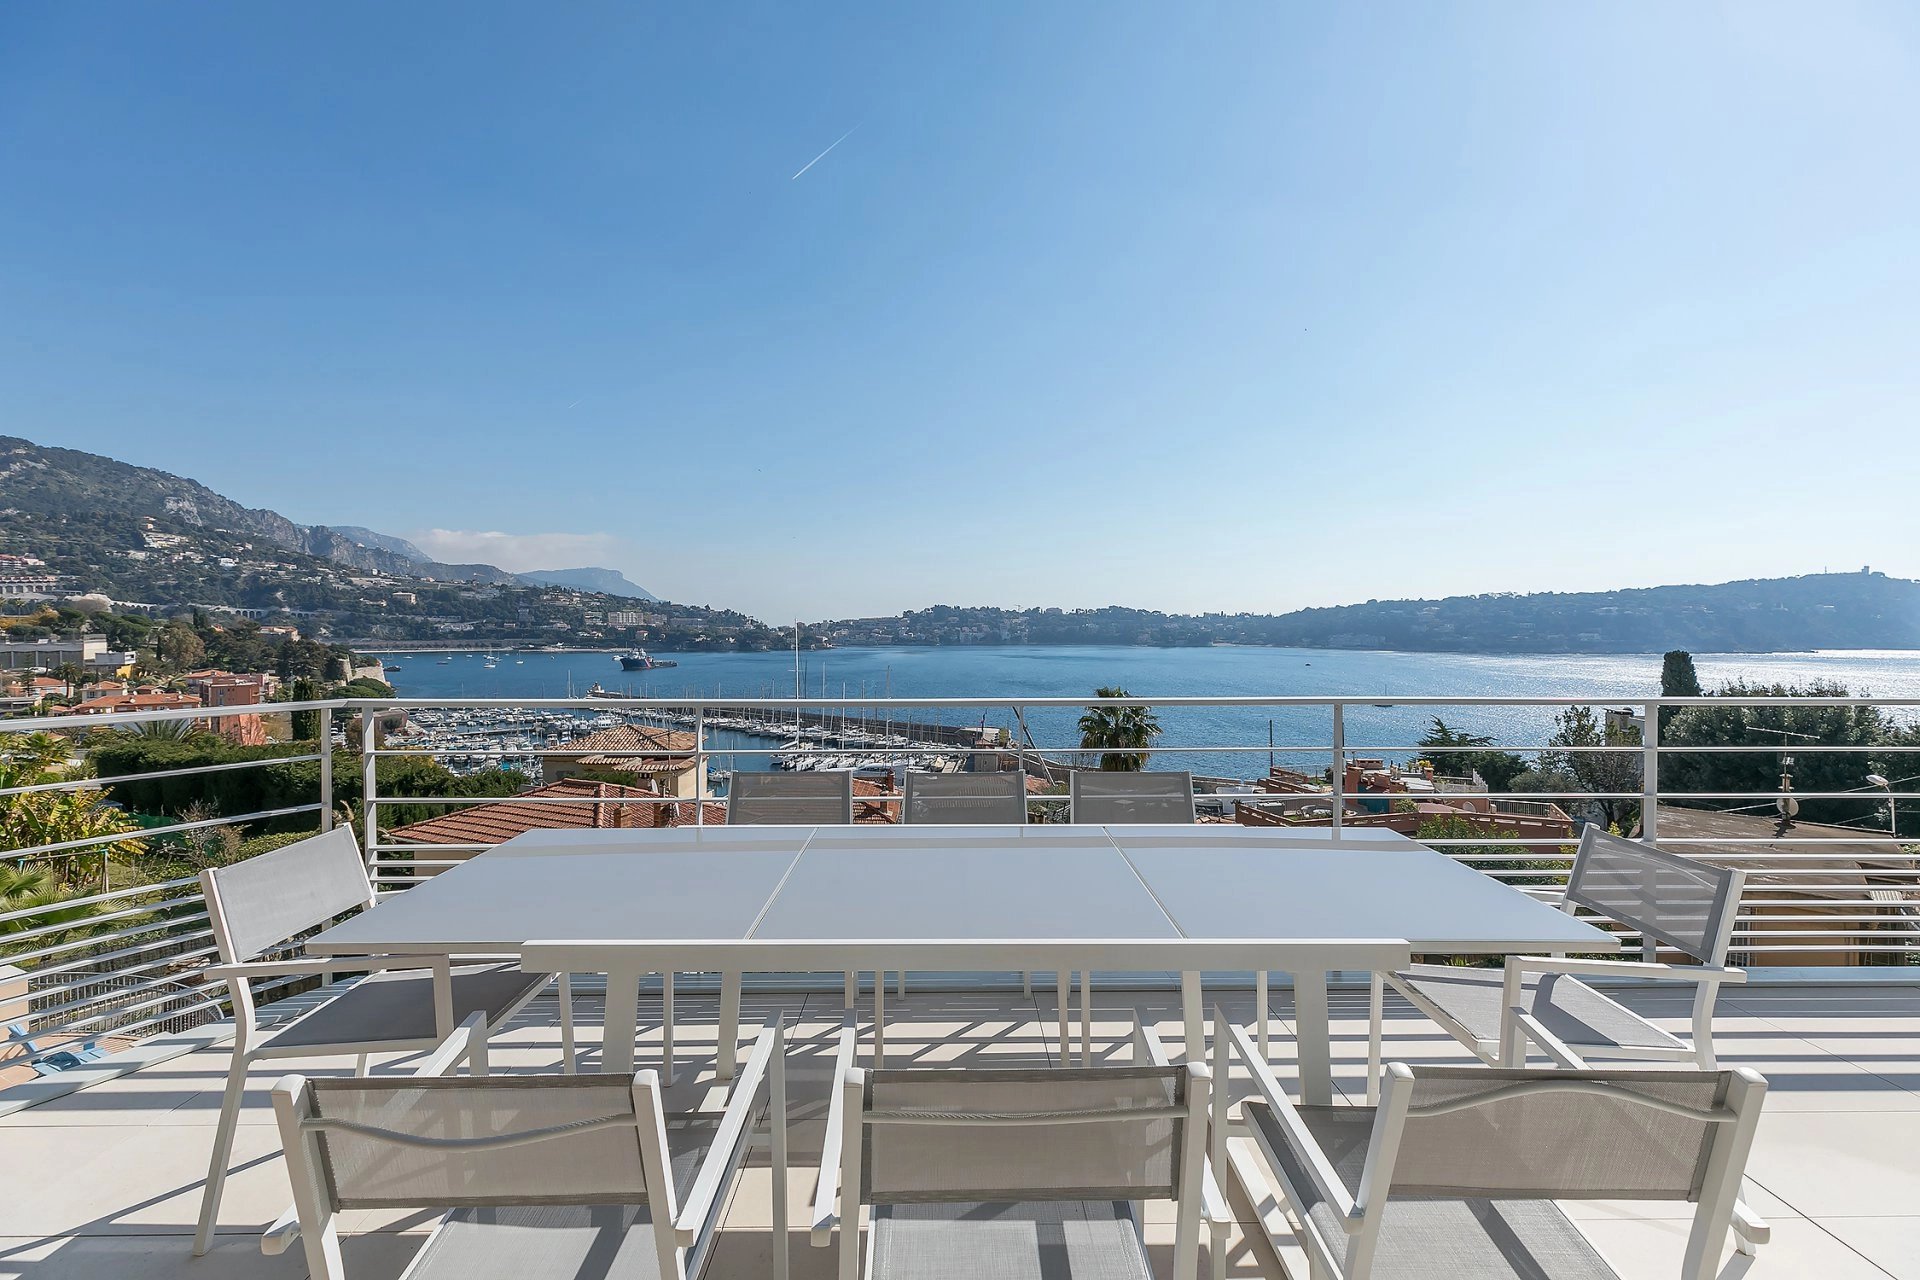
xmin=366 ymin=645 xmax=1920 ymax=780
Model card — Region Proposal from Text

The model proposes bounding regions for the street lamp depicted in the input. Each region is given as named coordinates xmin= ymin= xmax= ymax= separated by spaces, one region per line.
xmin=1867 ymin=774 xmax=1896 ymax=839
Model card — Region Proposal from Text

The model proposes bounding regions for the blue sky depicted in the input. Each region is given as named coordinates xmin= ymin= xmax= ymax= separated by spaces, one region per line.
xmin=3 ymin=3 xmax=1917 ymax=621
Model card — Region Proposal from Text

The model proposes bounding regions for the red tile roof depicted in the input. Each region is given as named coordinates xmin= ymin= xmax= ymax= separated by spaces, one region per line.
xmin=564 ymin=724 xmax=700 ymax=776
xmin=388 ymin=778 xmax=678 ymax=846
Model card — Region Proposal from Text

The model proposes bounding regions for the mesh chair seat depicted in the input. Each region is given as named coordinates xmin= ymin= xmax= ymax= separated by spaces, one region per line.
xmin=1397 ymin=964 xmax=1685 ymax=1054
xmin=264 ymin=963 xmax=548 ymax=1052
xmin=1245 ymin=1102 xmax=1619 ymax=1280
xmin=869 ymin=1201 xmax=1152 ymax=1280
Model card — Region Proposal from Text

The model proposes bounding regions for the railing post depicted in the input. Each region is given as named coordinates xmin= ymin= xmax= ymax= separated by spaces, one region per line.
xmin=694 ymin=705 xmax=706 ymax=826
xmin=317 ymin=705 xmax=334 ymax=833
xmin=1641 ymin=699 xmax=1660 ymax=843
xmin=360 ymin=707 xmax=379 ymax=881
xmin=1329 ymin=702 xmax=1345 ymax=836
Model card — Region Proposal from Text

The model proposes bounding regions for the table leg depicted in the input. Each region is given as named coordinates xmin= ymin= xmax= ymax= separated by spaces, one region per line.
xmin=1255 ymin=970 xmax=1269 ymax=1062
xmin=717 ymin=970 xmax=741 ymax=1082
xmin=1293 ymin=969 xmax=1332 ymax=1106
xmin=1182 ymin=971 xmax=1203 ymax=1062
xmin=603 ymin=968 xmax=641 ymax=1074
xmin=660 ymin=972 xmax=675 ymax=1087
xmin=1079 ymin=970 xmax=1092 ymax=1065
xmin=1056 ymin=971 xmax=1071 ymax=1065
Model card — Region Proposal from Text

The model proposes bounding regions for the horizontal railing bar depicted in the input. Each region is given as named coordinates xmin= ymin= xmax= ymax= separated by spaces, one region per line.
xmin=0 ymin=875 xmax=200 ymax=925
xmin=4 ymin=754 xmax=323 ymax=799
xmin=24 ymin=970 xmax=228 ymax=1027
xmin=1 ymin=698 xmax=342 ymax=732
xmin=342 ymin=695 xmax=1920 ymax=708
xmin=21 ymin=942 xmax=220 ymax=994
xmin=8 ymin=805 xmax=321 ymax=858
xmin=1 ymin=912 xmax=212 ymax=967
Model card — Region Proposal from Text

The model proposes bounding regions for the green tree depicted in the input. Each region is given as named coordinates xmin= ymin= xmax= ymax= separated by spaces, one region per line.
xmin=1659 ymin=650 xmax=1702 ymax=739
xmin=0 ymin=864 xmax=108 ymax=955
xmin=284 ymin=677 xmax=325 ymax=741
xmin=1539 ymin=706 xmax=1643 ymax=831
xmin=1663 ymin=680 xmax=1890 ymax=827
xmin=0 ymin=734 xmax=146 ymax=885
xmin=155 ymin=620 xmax=206 ymax=671
xmin=1415 ymin=814 xmax=1565 ymax=888
xmin=1417 ymin=718 xmax=1528 ymax=791
xmin=1077 ymin=687 xmax=1160 ymax=772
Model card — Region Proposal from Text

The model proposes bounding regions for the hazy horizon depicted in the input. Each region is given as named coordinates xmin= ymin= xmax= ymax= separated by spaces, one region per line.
xmin=5 ymin=4 xmax=1917 ymax=618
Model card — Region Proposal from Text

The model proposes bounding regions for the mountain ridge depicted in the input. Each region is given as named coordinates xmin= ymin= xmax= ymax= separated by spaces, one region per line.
xmin=0 ymin=439 xmax=656 ymax=601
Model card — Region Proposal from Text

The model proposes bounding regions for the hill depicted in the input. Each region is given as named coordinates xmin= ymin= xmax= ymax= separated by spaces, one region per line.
xmin=0 ymin=437 xmax=770 ymax=650
xmin=332 ymin=526 xmax=657 ymax=600
xmin=814 ymin=572 xmax=1920 ymax=653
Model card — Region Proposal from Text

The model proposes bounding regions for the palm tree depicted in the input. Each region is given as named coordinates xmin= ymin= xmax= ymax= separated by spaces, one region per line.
xmin=1078 ymin=686 xmax=1161 ymax=772
xmin=0 ymin=863 xmax=108 ymax=955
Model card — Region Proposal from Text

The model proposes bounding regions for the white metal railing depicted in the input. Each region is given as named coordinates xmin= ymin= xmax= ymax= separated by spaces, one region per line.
xmin=4 ymin=691 xmax=1919 ymax=1049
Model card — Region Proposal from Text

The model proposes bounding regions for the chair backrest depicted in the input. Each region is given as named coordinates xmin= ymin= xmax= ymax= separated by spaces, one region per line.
xmin=1376 ymin=1066 xmax=1750 ymax=1202
xmin=726 ymin=770 xmax=854 ymax=825
xmin=1564 ymin=828 xmax=1746 ymax=964
xmin=202 ymin=827 xmax=373 ymax=963
xmin=277 ymin=1074 xmax=661 ymax=1210
xmin=903 ymin=770 xmax=1028 ymax=825
xmin=1070 ymin=770 xmax=1195 ymax=824
xmin=858 ymin=1065 xmax=1191 ymax=1203
xmin=274 ymin=1072 xmax=681 ymax=1280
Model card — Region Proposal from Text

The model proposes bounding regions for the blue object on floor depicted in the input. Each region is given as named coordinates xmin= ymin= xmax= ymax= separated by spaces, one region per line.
xmin=5 ymin=1022 xmax=105 ymax=1076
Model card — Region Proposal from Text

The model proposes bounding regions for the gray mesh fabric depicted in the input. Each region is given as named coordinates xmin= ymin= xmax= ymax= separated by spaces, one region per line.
xmin=306 ymin=1076 xmax=651 ymax=1208
xmin=1397 ymin=964 xmax=1685 ymax=1053
xmin=726 ymin=770 xmax=854 ymax=825
xmin=1565 ymin=831 xmax=1741 ymax=963
xmin=1069 ymin=772 xmax=1194 ymax=825
xmin=869 ymin=1201 xmax=1153 ymax=1280
xmin=1387 ymin=1068 xmax=1733 ymax=1200
xmin=266 ymin=964 xmax=547 ymax=1051
xmin=904 ymin=772 xmax=1028 ymax=825
xmin=1244 ymin=1102 xmax=1621 ymax=1280
xmin=207 ymin=827 xmax=370 ymax=961
xmin=406 ymin=1205 xmax=670 ymax=1280
xmin=862 ymin=1067 xmax=1183 ymax=1203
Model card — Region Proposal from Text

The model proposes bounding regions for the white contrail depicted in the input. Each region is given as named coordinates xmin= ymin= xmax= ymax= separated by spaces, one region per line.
xmin=791 ymin=126 xmax=858 ymax=180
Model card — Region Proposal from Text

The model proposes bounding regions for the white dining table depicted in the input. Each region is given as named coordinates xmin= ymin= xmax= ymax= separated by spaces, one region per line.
xmin=309 ymin=823 xmax=1613 ymax=1103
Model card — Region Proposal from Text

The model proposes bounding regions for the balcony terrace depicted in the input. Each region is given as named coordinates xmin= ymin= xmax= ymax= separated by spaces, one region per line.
xmin=5 ymin=693 xmax=1920 ymax=1278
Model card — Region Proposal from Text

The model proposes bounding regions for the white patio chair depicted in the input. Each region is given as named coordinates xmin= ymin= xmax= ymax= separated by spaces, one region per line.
xmin=1070 ymin=769 xmax=1196 ymax=824
xmin=900 ymin=769 xmax=1029 ymax=996
xmin=193 ymin=827 xmax=569 ymax=1255
xmin=1368 ymin=828 xmax=1748 ymax=1094
xmin=727 ymin=768 xmax=855 ymax=824
xmin=270 ymin=1011 xmax=789 ymax=1280
xmin=729 ymin=769 xmax=875 ymax=1012
xmin=812 ymin=1010 xmax=1232 ymax=1280
xmin=1216 ymin=1015 xmax=1767 ymax=1280
xmin=902 ymin=768 xmax=1028 ymax=824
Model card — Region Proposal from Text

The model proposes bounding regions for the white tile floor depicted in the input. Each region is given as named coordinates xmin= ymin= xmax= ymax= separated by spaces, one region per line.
xmin=3 ymin=980 xmax=1919 ymax=1278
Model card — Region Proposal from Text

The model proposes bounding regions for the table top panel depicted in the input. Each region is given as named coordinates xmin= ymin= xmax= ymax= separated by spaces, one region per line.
xmin=1114 ymin=838 xmax=1614 ymax=952
xmin=312 ymin=824 xmax=1608 ymax=956
xmin=310 ymin=844 xmax=800 ymax=953
xmin=751 ymin=835 xmax=1179 ymax=941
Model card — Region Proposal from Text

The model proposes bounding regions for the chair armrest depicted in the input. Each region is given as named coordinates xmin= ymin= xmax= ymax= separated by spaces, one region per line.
xmin=1506 ymin=955 xmax=1746 ymax=986
xmin=1509 ymin=1008 xmax=1591 ymax=1069
xmin=677 ymin=1015 xmax=781 ymax=1247
xmin=260 ymin=1206 xmax=301 ymax=1256
xmin=413 ymin=1012 xmax=489 ymax=1078
xmin=811 ymin=1013 xmax=860 ymax=1246
xmin=1222 ymin=1021 xmax=1359 ymax=1230
xmin=1132 ymin=1012 xmax=1172 ymax=1066
xmin=207 ymin=956 xmax=449 ymax=982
